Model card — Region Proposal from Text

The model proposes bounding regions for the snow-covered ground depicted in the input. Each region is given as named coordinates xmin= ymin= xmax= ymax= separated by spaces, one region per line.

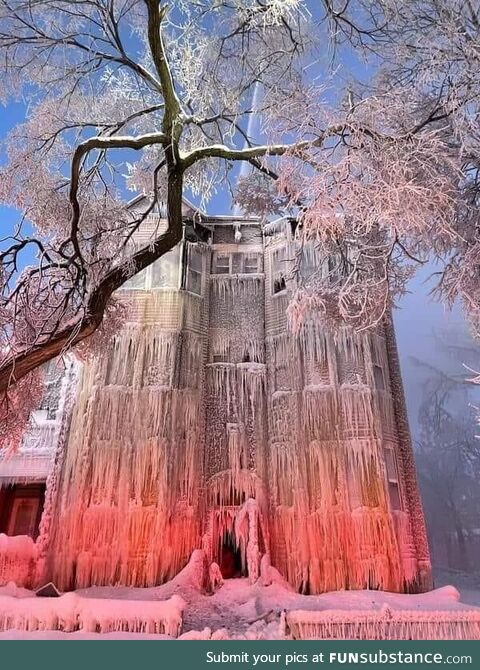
xmin=0 ymin=555 xmax=479 ymax=640
xmin=434 ymin=568 xmax=480 ymax=608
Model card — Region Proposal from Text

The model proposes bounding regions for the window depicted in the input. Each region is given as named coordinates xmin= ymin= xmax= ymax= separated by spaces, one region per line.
xmin=373 ymin=364 xmax=385 ymax=390
xmin=299 ymin=244 xmax=319 ymax=282
xmin=121 ymin=246 xmax=181 ymax=290
xmin=231 ymin=253 xmax=243 ymax=273
xmin=186 ymin=246 xmax=203 ymax=295
xmin=384 ymin=447 xmax=402 ymax=510
xmin=151 ymin=247 xmax=180 ymax=288
xmin=210 ymin=333 xmax=230 ymax=363
xmin=327 ymin=255 xmax=342 ymax=283
xmin=273 ymin=348 xmax=291 ymax=391
xmin=8 ymin=498 xmax=40 ymax=537
xmin=347 ymin=466 xmax=362 ymax=510
xmin=122 ymin=267 xmax=148 ymax=290
xmin=362 ymin=462 xmax=381 ymax=507
xmin=388 ymin=482 xmax=402 ymax=511
xmin=213 ymin=252 xmax=261 ymax=274
xmin=304 ymin=349 xmax=330 ymax=386
xmin=348 ymin=457 xmax=381 ymax=509
xmin=0 ymin=484 xmax=45 ymax=539
xmin=272 ymin=247 xmax=287 ymax=295
xmin=214 ymin=254 xmax=230 ymax=274
xmin=243 ymin=254 xmax=259 ymax=274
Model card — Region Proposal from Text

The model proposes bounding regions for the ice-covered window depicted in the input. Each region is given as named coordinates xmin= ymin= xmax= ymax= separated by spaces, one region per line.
xmin=348 ymin=456 xmax=381 ymax=508
xmin=213 ymin=252 xmax=260 ymax=274
xmin=186 ymin=246 xmax=203 ymax=295
xmin=373 ymin=364 xmax=385 ymax=390
xmin=243 ymin=254 xmax=260 ymax=274
xmin=38 ymin=359 xmax=64 ymax=420
xmin=299 ymin=244 xmax=319 ymax=282
xmin=336 ymin=349 xmax=365 ymax=385
xmin=122 ymin=267 xmax=148 ymax=290
xmin=384 ymin=447 xmax=402 ymax=510
xmin=299 ymin=246 xmax=340 ymax=285
xmin=231 ymin=253 xmax=242 ymax=273
xmin=210 ymin=332 xmax=230 ymax=363
xmin=121 ymin=246 xmax=181 ymax=290
xmin=272 ymin=246 xmax=287 ymax=295
xmin=214 ymin=254 xmax=230 ymax=274
xmin=1 ymin=484 xmax=45 ymax=539
xmin=304 ymin=350 xmax=330 ymax=386
xmin=347 ymin=466 xmax=362 ymax=510
xmin=371 ymin=339 xmax=389 ymax=391
xmin=151 ymin=247 xmax=180 ymax=288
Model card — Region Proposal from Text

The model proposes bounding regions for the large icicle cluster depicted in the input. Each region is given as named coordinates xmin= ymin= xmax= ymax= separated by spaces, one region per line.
xmin=260 ymin=220 xmax=419 ymax=594
xmin=266 ymin=324 xmax=412 ymax=593
xmin=45 ymin=290 xmax=205 ymax=589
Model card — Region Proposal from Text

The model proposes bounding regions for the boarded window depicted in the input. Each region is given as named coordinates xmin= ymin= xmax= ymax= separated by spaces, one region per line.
xmin=0 ymin=484 xmax=46 ymax=540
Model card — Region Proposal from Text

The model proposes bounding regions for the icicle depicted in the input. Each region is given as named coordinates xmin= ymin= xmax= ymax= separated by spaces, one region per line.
xmin=0 ymin=591 xmax=186 ymax=636
xmin=210 ymin=275 xmax=263 ymax=301
xmin=392 ymin=510 xmax=419 ymax=583
xmin=235 ymin=498 xmax=264 ymax=583
xmin=286 ymin=608 xmax=480 ymax=640
xmin=46 ymin=293 xmax=204 ymax=590
xmin=208 ymin=562 xmax=224 ymax=592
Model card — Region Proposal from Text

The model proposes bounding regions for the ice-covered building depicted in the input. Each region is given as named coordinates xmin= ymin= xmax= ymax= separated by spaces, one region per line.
xmin=0 ymin=202 xmax=432 ymax=595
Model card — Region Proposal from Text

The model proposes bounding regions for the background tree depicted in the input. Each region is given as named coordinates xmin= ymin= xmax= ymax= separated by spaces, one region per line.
xmin=414 ymin=349 xmax=480 ymax=572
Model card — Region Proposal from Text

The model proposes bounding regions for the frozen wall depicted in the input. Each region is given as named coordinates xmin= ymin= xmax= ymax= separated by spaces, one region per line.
xmin=34 ymin=216 xmax=430 ymax=594
xmin=44 ymin=253 xmax=210 ymax=588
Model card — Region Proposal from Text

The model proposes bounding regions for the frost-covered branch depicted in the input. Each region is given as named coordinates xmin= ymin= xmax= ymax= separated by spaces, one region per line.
xmin=1 ymin=0 xmax=480 ymax=434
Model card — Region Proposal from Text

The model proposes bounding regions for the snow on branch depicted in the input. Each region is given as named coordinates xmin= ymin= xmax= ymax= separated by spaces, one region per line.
xmin=0 ymin=0 xmax=479 ymax=407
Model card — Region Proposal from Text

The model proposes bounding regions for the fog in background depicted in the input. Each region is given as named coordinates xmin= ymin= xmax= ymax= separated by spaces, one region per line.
xmin=395 ymin=265 xmax=480 ymax=590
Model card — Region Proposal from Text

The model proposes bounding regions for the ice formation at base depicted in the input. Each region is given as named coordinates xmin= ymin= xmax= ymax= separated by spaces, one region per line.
xmin=286 ymin=609 xmax=480 ymax=640
xmin=0 ymin=564 xmax=477 ymax=640
xmin=0 ymin=590 xmax=185 ymax=636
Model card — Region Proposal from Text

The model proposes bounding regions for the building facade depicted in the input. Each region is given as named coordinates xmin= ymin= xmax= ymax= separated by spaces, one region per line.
xmin=0 ymin=205 xmax=432 ymax=594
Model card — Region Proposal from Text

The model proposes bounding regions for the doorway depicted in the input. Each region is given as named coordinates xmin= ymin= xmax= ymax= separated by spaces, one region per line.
xmin=219 ymin=530 xmax=245 ymax=579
